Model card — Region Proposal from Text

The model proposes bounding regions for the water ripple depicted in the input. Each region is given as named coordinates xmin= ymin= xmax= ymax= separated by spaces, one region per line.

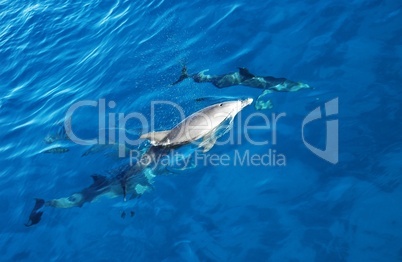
xmin=0 ymin=0 xmax=401 ymax=260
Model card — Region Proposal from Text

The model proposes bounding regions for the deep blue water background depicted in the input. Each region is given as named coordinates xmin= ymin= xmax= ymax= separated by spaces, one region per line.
xmin=1 ymin=0 xmax=402 ymax=261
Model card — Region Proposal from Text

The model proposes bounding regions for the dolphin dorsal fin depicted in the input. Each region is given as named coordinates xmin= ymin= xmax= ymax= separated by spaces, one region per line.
xmin=238 ymin=67 xmax=255 ymax=79
xmin=140 ymin=130 xmax=171 ymax=145
xmin=91 ymin=174 xmax=107 ymax=186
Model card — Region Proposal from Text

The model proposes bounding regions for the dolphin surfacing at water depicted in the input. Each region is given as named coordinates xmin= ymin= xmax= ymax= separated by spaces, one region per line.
xmin=26 ymin=98 xmax=252 ymax=226
xmin=140 ymin=98 xmax=253 ymax=152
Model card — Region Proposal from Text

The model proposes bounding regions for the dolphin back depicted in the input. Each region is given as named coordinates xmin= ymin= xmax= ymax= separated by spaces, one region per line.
xmin=145 ymin=99 xmax=252 ymax=147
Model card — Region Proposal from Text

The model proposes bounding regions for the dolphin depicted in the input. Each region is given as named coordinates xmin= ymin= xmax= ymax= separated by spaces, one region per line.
xmin=25 ymin=165 xmax=155 ymax=226
xmin=171 ymin=66 xmax=312 ymax=110
xmin=140 ymin=98 xmax=253 ymax=152
xmin=172 ymin=66 xmax=310 ymax=91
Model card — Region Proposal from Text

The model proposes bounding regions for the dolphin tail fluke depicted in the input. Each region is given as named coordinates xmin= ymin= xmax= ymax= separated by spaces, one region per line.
xmin=171 ymin=66 xmax=190 ymax=85
xmin=25 ymin=198 xmax=45 ymax=227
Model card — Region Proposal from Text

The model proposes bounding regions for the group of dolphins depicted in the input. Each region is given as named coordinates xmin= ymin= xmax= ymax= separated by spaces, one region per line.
xmin=26 ymin=67 xmax=311 ymax=226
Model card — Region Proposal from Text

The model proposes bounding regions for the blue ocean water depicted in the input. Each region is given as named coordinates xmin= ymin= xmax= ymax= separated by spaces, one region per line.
xmin=1 ymin=0 xmax=402 ymax=261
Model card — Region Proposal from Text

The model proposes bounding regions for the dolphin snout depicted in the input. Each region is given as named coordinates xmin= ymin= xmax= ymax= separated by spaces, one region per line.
xmin=242 ymin=98 xmax=253 ymax=107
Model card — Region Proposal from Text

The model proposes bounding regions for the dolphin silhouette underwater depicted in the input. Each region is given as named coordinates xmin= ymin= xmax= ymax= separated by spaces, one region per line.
xmin=172 ymin=66 xmax=312 ymax=110
xmin=26 ymin=98 xmax=253 ymax=226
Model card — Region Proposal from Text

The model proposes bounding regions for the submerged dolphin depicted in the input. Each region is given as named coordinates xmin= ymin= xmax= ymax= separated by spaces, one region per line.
xmin=140 ymin=98 xmax=253 ymax=151
xmin=171 ymin=66 xmax=311 ymax=110
xmin=25 ymin=165 xmax=155 ymax=226
xmin=172 ymin=66 xmax=310 ymax=91
xmin=26 ymin=98 xmax=252 ymax=226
